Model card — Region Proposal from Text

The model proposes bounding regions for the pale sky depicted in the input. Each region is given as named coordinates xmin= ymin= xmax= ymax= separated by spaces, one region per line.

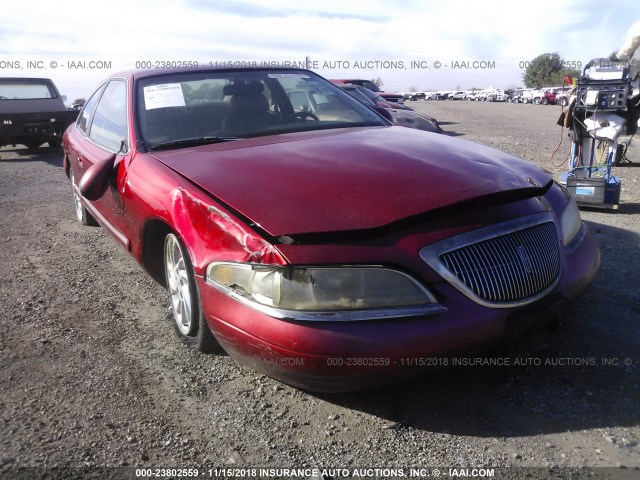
xmin=1 ymin=0 xmax=639 ymax=100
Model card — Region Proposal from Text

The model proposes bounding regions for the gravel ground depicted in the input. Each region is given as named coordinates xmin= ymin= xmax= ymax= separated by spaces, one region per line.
xmin=1 ymin=101 xmax=639 ymax=480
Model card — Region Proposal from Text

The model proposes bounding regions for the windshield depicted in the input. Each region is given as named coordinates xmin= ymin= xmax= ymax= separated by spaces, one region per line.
xmin=0 ymin=81 xmax=55 ymax=100
xmin=136 ymin=70 xmax=385 ymax=149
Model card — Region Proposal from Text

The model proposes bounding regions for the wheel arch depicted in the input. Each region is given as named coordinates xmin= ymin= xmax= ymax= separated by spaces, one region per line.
xmin=63 ymin=153 xmax=71 ymax=179
xmin=140 ymin=219 xmax=174 ymax=288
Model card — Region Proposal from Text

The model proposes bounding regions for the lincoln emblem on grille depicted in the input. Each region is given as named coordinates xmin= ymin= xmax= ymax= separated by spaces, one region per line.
xmin=517 ymin=245 xmax=533 ymax=274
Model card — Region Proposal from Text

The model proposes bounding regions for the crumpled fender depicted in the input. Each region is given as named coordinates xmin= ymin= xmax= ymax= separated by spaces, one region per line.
xmin=168 ymin=187 xmax=287 ymax=273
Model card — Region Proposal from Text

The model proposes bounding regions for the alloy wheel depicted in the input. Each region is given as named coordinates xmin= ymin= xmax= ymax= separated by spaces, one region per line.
xmin=165 ymin=233 xmax=194 ymax=336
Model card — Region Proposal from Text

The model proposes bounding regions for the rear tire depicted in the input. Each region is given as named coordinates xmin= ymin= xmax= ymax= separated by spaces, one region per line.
xmin=541 ymin=98 xmax=549 ymax=105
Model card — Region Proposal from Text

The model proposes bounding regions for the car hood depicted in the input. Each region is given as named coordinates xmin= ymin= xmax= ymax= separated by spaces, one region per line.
xmin=149 ymin=126 xmax=552 ymax=237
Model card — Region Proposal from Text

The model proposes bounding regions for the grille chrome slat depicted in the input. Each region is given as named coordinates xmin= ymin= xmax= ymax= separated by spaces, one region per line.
xmin=467 ymin=244 xmax=489 ymax=299
xmin=527 ymin=227 xmax=547 ymax=291
xmin=482 ymin=239 xmax=506 ymax=302
xmin=502 ymin=234 xmax=520 ymax=298
xmin=478 ymin=240 xmax=506 ymax=302
xmin=426 ymin=219 xmax=561 ymax=307
xmin=493 ymin=236 xmax=517 ymax=302
xmin=473 ymin=242 xmax=498 ymax=301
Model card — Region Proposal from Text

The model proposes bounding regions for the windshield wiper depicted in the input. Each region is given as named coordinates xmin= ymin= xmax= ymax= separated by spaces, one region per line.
xmin=149 ymin=136 xmax=239 ymax=151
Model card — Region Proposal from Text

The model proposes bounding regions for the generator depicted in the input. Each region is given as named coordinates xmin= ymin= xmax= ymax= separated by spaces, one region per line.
xmin=559 ymin=57 xmax=639 ymax=209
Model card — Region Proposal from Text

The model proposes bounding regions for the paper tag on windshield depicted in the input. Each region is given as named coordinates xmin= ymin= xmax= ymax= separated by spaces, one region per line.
xmin=143 ymin=83 xmax=186 ymax=110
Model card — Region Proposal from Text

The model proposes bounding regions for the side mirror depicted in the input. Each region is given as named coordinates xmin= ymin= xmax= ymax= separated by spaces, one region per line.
xmin=79 ymin=153 xmax=117 ymax=201
xmin=373 ymin=106 xmax=394 ymax=123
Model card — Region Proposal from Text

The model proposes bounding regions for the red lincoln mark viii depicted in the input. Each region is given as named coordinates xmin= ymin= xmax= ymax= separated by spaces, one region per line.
xmin=63 ymin=67 xmax=600 ymax=392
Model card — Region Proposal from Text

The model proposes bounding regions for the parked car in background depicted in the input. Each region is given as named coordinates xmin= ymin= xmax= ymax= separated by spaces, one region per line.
xmin=510 ymin=90 xmax=525 ymax=103
xmin=533 ymin=90 xmax=556 ymax=105
xmin=449 ymin=91 xmax=466 ymax=100
xmin=521 ymin=89 xmax=537 ymax=104
xmin=494 ymin=89 xmax=508 ymax=102
xmin=342 ymin=83 xmax=413 ymax=111
xmin=553 ymin=87 xmax=573 ymax=106
xmin=330 ymin=78 xmax=380 ymax=92
xmin=330 ymin=79 xmax=405 ymax=105
xmin=521 ymin=89 xmax=555 ymax=105
xmin=0 ymin=77 xmax=75 ymax=149
xmin=464 ymin=92 xmax=478 ymax=101
xmin=65 ymin=66 xmax=599 ymax=392
xmin=408 ymin=92 xmax=439 ymax=101
xmin=340 ymin=84 xmax=443 ymax=133
xmin=476 ymin=90 xmax=495 ymax=101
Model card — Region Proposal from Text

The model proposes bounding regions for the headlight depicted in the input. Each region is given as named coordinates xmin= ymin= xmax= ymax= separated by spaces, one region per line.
xmin=206 ymin=263 xmax=436 ymax=311
xmin=560 ymin=198 xmax=582 ymax=245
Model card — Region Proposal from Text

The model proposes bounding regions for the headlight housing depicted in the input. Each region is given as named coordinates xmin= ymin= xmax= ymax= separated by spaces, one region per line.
xmin=206 ymin=263 xmax=436 ymax=311
xmin=560 ymin=197 xmax=582 ymax=245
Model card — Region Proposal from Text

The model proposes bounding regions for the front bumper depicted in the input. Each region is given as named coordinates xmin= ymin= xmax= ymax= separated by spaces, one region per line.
xmin=198 ymin=223 xmax=600 ymax=392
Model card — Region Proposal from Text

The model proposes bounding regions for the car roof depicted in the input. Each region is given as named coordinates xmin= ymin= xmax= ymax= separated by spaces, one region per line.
xmin=107 ymin=66 xmax=317 ymax=82
xmin=0 ymin=77 xmax=55 ymax=82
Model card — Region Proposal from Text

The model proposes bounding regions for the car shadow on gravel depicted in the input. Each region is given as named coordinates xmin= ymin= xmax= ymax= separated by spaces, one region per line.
xmin=590 ymin=203 xmax=640 ymax=215
xmin=315 ymin=219 xmax=640 ymax=438
xmin=0 ymin=146 xmax=63 ymax=166
xmin=619 ymin=203 xmax=640 ymax=214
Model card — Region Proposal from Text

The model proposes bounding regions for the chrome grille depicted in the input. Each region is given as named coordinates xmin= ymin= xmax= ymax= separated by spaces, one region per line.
xmin=437 ymin=221 xmax=561 ymax=304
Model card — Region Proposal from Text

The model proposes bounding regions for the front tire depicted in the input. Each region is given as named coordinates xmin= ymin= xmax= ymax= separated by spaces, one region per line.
xmin=164 ymin=233 xmax=220 ymax=353
xmin=70 ymin=171 xmax=97 ymax=226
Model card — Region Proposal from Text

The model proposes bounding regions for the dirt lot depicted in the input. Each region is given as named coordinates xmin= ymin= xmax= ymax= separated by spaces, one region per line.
xmin=1 ymin=101 xmax=639 ymax=480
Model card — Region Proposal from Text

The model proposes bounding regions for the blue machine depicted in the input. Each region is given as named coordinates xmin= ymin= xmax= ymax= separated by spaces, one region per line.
xmin=559 ymin=58 xmax=638 ymax=209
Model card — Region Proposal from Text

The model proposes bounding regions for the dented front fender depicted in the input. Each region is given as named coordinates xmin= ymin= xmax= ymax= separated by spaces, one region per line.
xmin=168 ymin=187 xmax=288 ymax=273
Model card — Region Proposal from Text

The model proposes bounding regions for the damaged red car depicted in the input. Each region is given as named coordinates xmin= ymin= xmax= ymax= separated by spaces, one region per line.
xmin=63 ymin=68 xmax=600 ymax=392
